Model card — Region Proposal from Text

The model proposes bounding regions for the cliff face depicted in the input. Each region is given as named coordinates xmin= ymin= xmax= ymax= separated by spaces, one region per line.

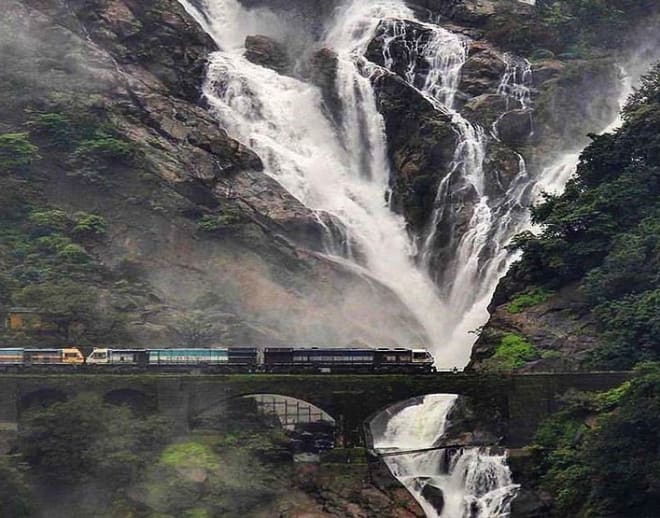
xmin=0 ymin=0 xmax=428 ymax=348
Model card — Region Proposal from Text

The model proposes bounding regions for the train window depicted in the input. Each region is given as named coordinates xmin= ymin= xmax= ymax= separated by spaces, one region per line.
xmin=65 ymin=353 xmax=78 ymax=358
xmin=385 ymin=355 xmax=397 ymax=362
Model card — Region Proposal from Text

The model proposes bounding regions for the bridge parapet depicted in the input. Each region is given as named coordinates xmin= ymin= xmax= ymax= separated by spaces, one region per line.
xmin=0 ymin=372 xmax=634 ymax=447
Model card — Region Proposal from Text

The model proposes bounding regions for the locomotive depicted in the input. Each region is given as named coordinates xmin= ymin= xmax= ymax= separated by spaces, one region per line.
xmin=0 ymin=346 xmax=435 ymax=373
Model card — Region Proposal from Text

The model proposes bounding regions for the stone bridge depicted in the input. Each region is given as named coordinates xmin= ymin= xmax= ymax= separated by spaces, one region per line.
xmin=0 ymin=372 xmax=632 ymax=447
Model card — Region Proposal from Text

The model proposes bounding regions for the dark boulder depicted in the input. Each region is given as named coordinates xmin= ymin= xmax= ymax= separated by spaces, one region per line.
xmin=459 ymin=42 xmax=507 ymax=97
xmin=495 ymin=108 xmax=534 ymax=146
xmin=420 ymin=483 xmax=445 ymax=514
xmin=308 ymin=47 xmax=342 ymax=125
xmin=244 ymin=34 xmax=291 ymax=75
xmin=463 ymin=93 xmax=508 ymax=127
xmin=510 ymin=489 xmax=553 ymax=518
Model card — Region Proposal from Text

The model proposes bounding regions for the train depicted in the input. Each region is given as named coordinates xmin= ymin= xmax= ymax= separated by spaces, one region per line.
xmin=0 ymin=346 xmax=436 ymax=373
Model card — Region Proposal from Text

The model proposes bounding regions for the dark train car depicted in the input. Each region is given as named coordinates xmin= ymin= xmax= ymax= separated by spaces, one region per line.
xmin=228 ymin=347 xmax=258 ymax=367
xmin=264 ymin=347 xmax=434 ymax=373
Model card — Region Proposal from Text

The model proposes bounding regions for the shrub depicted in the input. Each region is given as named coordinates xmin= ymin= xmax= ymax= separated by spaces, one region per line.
xmin=0 ymin=132 xmax=40 ymax=172
xmin=197 ymin=210 xmax=244 ymax=231
xmin=57 ymin=243 xmax=90 ymax=264
xmin=29 ymin=209 xmax=70 ymax=234
xmin=507 ymin=287 xmax=553 ymax=314
xmin=73 ymin=212 xmax=107 ymax=237
xmin=26 ymin=112 xmax=74 ymax=147
xmin=73 ymin=132 xmax=136 ymax=166
xmin=485 ymin=333 xmax=539 ymax=371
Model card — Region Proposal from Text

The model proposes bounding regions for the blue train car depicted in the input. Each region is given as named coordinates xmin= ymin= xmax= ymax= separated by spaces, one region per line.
xmin=0 ymin=348 xmax=24 ymax=366
xmin=147 ymin=348 xmax=229 ymax=365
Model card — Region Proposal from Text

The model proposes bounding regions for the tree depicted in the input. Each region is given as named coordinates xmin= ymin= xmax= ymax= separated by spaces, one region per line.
xmin=13 ymin=281 xmax=127 ymax=344
xmin=19 ymin=394 xmax=172 ymax=486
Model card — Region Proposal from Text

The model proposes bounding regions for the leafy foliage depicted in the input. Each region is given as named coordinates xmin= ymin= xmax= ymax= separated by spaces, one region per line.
xmin=0 ymin=133 xmax=39 ymax=173
xmin=534 ymin=0 xmax=657 ymax=54
xmin=531 ymin=366 xmax=660 ymax=517
xmin=507 ymin=287 xmax=552 ymax=314
xmin=197 ymin=209 xmax=245 ymax=231
xmin=19 ymin=394 xmax=172 ymax=486
xmin=13 ymin=281 xmax=128 ymax=344
xmin=0 ymin=457 xmax=32 ymax=518
xmin=484 ymin=333 xmax=538 ymax=371
xmin=72 ymin=133 xmax=136 ymax=165
xmin=172 ymin=310 xmax=221 ymax=347
xmin=507 ymin=62 xmax=660 ymax=368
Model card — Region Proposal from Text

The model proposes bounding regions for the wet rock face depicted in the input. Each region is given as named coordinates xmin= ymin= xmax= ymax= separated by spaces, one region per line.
xmin=496 ymin=108 xmax=534 ymax=146
xmin=245 ymin=34 xmax=291 ymax=75
xmin=469 ymin=283 xmax=600 ymax=372
xmin=32 ymin=0 xmax=219 ymax=102
xmin=412 ymin=0 xmax=533 ymax=27
xmin=365 ymin=19 xmax=439 ymax=80
xmin=309 ymin=47 xmax=342 ymax=125
xmin=412 ymin=0 xmax=497 ymax=27
xmin=459 ymin=42 xmax=507 ymax=98
xmin=420 ymin=483 xmax=445 ymax=514
xmin=371 ymin=70 xmax=459 ymax=233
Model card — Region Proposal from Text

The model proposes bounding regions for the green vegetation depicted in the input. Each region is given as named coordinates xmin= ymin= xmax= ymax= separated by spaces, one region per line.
xmin=529 ymin=365 xmax=660 ymax=516
xmin=484 ymin=333 xmax=539 ymax=371
xmin=72 ymin=133 xmax=136 ymax=165
xmin=0 ymin=100 xmax=135 ymax=347
xmin=0 ymin=133 xmax=39 ymax=173
xmin=508 ymin=63 xmax=660 ymax=369
xmin=507 ymin=287 xmax=552 ymax=314
xmin=20 ymin=394 xmax=172 ymax=486
xmin=161 ymin=442 xmax=220 ymax=470
xmin=536 ymin=0 xmax=656 ymax=52
xmin=197 ymin=208 xmax=245 ymax=231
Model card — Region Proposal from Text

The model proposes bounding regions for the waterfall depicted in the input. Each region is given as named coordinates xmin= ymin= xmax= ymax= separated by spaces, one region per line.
xmin=374 ymin=395 xmax=519 ymax=517
xmin=178 ymin=0 xmax=452 ymax=352
xmin=376 ymin=19 xmax=536 ymax=360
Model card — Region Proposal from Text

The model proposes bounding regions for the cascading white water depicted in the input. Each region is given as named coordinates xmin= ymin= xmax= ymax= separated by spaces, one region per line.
xmin=178 ymin=0 xmax=453 ymax=351
xmin=374 ymin=395 xmax=519 ymax=517
xmin=376 ymin=19 xmax=536 ymax=362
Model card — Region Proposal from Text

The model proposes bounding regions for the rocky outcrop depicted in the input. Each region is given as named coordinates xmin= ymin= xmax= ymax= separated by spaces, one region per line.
xmin=309 ymin=48 xmax=343 ymax=125
xmin=245 ymin=34 xmax=291 ymax=75
xmin=496 ymin=109 xmax=534 ymax=146
xmin=533 ymin=58 xmax=621 ymax=146
xmin=371 ymin=70 xmax=459 ymax=233
xmin=459 ymin=41 xmax=507 ymax=99
xmin=469 ymin=283 xmax=600 ymax=372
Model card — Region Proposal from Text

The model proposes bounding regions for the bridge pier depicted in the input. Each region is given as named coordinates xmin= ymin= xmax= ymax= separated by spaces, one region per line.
xmin=0 ymin=378 xmax=18 ymax=431
xmin=156 ymin=379 xmax=192 ymax=434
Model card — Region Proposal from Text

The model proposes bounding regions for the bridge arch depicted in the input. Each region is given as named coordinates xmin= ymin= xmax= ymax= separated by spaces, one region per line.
xmin=103 ymin=388 xmax=157 ymax=415
xmin=192 ymin=392 xmax=337 ymax=429
xmin=19 ymin=388 xmax=68 ymax=413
